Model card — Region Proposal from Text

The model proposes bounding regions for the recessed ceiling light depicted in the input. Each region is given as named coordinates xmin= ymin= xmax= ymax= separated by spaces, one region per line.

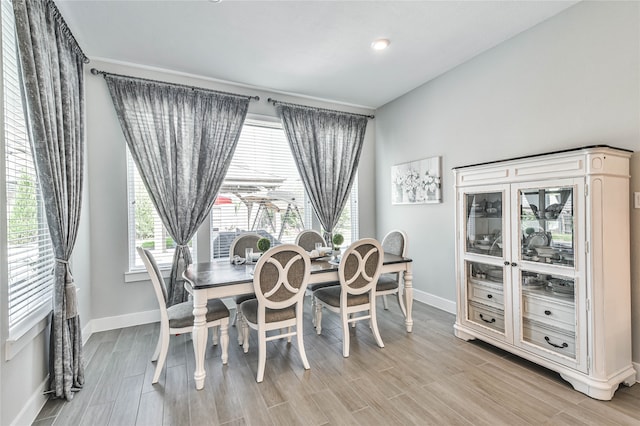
xmin=371 ymin=39 xmax=390 ymax=51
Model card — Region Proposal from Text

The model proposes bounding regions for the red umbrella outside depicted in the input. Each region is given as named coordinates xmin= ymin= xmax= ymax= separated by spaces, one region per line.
xmin=214 ymin=195 xmax=233 ymax=205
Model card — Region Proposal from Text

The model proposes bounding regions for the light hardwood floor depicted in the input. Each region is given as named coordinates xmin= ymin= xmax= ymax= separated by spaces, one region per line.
xmin=33 ymin=300 xmax=640 ymax=425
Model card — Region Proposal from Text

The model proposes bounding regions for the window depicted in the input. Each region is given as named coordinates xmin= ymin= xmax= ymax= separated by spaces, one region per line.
xmin=210 ymin=118 xmax=358 ymax=259
xmin=2 ymin=2 xmax=55 ymax=339
xmin=126 ymin=152 xmax=194 ymax=270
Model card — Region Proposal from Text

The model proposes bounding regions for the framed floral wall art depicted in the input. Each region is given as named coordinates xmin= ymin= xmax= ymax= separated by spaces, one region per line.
xmin=391 ymin=156 xmax=442 ymax=204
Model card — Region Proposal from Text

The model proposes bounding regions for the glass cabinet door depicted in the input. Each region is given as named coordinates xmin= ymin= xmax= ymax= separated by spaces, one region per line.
xmin=465 ymin=191 xmax=503 ymax=258
xmin=466 ymin=260 xmax=505 ymax=334
xmin=519 ymin=270 xmax=576 ymax=360
xmin=519 ymin=186 xmax=574 ymax=268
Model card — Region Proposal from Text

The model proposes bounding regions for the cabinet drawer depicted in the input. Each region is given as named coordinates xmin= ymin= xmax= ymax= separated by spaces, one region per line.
xmin=522 ymin=319 xmax=575 ymax=359
xmin=469 ymin=279 xmax=504 ymax=309
xmin=522 ymin=294 xmax=575 ymax=331
xmin=468 ymin=301 xmax=505 ymax=333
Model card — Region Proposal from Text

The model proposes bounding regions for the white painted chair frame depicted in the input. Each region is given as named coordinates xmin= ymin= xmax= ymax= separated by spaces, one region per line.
xmin=314 ymin=238 xmax=385 ymax=358
xmin=377 ymin=229 xmax=408 ymax=315
xmin=295 ymin=229 xmax=331 ymax=325
xmin=137 ymin=247 xmax=229 ymax=384
xmin=241 ymin=244 xmax=311 ymax=383
xmin=229 ymin=233 xmax=261 ymax=344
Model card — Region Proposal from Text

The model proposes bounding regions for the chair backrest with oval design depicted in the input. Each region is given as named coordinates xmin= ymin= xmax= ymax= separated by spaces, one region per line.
xmin=253 ymin=244 xmax=311 ymax=312
xmin=382 ymin=230 xmax=407 ymax=257
xmin=339 ymin=238 xmax=384 ymax=296
xmin=295 ymin=229 xmax=326 ymax=252
xmin=229 ymin=233 xmax=261 ymax=262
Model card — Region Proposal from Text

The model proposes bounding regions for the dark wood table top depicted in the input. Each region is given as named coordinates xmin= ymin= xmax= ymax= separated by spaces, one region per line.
xmin=184 ymin=253 xmax=411 ymax=290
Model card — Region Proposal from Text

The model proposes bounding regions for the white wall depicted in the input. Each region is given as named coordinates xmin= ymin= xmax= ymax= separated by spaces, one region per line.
xmin=85 ymin=60 xmax=376 ymax=325
xmin=375 ymin=1 xmax=639 ymax=360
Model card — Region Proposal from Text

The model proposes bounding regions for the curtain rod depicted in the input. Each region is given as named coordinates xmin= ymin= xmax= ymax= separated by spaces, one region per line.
xmin=267 ymin=97 xmax=374 ymax=119
xmin=90 ymin=68 xmax=260 ymax=101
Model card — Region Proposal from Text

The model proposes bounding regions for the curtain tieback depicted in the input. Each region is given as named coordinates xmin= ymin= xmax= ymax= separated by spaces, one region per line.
xmin=176 ymin=244 xmax=189 ymax=261
xmin=175 ymin=245 xmax=189 ymax=273
xmin=55 ymin=259 xmax=78 ymax=319
xmin=54 ymin=258 xmax=74 ymax=281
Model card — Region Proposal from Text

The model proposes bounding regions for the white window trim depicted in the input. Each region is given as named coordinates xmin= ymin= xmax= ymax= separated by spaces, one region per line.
xmin=4 ymin=304 xmax=49 ymax=361
xmin=124 ymin=266 xmax=171 ymax=283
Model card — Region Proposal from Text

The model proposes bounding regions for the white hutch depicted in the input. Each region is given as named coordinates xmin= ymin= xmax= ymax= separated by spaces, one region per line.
xmin=453 ymin=146 xmax=635 ymax=400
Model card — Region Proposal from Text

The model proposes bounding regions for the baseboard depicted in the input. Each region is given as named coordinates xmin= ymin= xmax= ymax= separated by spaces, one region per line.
xmin=80 ymin=293 xmax=453 ymax=344
xmin=412 ymin=289 xmax=456 ymax=314
xmin=11 ymin=376 xmax=49 ymax=426
xmin=633 ymin=362 xmax=640 ymax=383
xmin=82 ymin=309 xmax=160 ymax=344
xmin=82 ymin=320 xmax=93 ymax=346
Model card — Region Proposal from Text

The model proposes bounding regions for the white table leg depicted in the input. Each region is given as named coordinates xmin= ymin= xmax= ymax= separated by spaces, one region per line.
xmin=192 ymin=290 xmax=208 ymax=390
xmin=403 ymin=267 xmax=414 ymax=333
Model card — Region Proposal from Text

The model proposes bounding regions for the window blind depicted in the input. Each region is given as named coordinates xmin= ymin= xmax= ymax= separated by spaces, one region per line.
xmin=2 ymin=2 xmax=55 ymax=338
xmin=127 ymin=150 xmax=194 ymax=270
xmin=210 ymin=118 xmax=358 ymax=259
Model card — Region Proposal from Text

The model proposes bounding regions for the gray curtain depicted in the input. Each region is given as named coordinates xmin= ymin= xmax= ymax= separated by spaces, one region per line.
xmin=12 ymin=0 xmax=88 ymax=400
xmin=103 ymin=73 xmax=249 ymax=305
xmin=275 ymin=102 xmax=368 ymax=242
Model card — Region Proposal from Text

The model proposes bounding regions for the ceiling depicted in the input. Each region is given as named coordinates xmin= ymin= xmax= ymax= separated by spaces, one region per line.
xmin=56 ymin=0 xmax=578 ymax=109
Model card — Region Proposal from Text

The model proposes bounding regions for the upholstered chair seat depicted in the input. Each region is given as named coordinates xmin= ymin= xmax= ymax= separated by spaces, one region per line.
xmin=238 ymin=301 xmax=297 ymax=324
xmin=375 ymin=274 xmax=399 ymax=292
xmin=167 ymin=299 xmax=229 ymax=329
xmin=233 ymin=293 xmax=256 ymax=306
xmin=314 ymin=285 xmax=370 ymax=307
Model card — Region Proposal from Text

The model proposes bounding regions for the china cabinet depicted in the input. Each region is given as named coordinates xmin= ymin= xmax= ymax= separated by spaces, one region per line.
xmin=453 ymin=146 xmax=635 ymax=400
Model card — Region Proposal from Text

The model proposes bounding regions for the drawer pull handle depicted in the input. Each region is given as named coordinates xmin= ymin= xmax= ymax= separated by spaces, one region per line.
xmin=479 ymin=314 xmax=496 ymax=324
xmin=544 ymin=336 xmax=568 ymax=349
xmin=544 ymin=310 xmax=552 ymax=316
xmin=487 ymin=294 xmax=493 ymax=299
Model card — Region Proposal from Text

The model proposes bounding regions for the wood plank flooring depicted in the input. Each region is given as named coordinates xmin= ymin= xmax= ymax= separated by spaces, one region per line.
xmin=32 ymin=301 xmax=640 ymax=425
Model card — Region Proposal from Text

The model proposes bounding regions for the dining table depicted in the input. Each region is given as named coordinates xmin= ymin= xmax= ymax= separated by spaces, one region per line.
xmin=183 ymin=252 xmax=413 ymax=390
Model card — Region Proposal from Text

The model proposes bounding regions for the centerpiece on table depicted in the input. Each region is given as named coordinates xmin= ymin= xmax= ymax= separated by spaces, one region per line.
xmin=331 ymin=233 xmax=344 ymax=260
xmin=257 ymin=237 xmax=271 ymax=254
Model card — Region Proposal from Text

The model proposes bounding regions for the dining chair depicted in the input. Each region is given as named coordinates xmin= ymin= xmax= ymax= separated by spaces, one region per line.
xmin=136 ymin=247 xmax=229 ymax=384
xmin=295 ymin=229 xmax=326 ymax=251
xmin=239 ymin=244 xmax=311 ymax=382
xmin=376 ymin=230 xmax=408 ymax=315
xmin=295 ymin=229 xmax=338 ymax=324
xmin=229 ymin=233 xmax=261 ymax=344
xmin=313 ymin=238 xmax=385 ymax=357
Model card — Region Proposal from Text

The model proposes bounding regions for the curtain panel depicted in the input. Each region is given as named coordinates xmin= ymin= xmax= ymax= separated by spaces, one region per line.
xmin=103 ymin=74 xmax=249 ymax=305
xmin=12 ymin=0 xmax=88 ymax=400
xmin=275 ymin=102 xmax=368 ymax=243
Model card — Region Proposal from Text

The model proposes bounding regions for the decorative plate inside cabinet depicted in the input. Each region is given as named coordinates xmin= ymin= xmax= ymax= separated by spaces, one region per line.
xmin=526 ymin=232 xmax=550 ymax=248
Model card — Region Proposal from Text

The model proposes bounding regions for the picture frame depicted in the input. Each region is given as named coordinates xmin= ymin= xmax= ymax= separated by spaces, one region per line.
xmin=391 ymin=156 xmax=442 ymax=204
